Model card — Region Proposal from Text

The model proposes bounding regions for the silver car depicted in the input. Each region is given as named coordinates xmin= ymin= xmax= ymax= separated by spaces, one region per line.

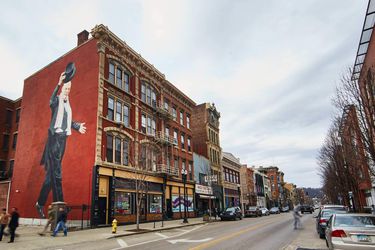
xmin=325 ymin=213 xmax=375 ymax=249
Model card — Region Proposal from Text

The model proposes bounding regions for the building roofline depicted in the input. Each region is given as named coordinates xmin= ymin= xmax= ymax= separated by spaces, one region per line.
xmin=24 ymin=37 xmax=94 ymax=82
xmin=0 ymin=95 xmax=22 ymax=103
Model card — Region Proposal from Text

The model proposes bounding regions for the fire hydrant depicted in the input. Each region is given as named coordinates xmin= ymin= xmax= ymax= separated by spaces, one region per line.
xmin=112 ymin=219 xmax=118 ymax=234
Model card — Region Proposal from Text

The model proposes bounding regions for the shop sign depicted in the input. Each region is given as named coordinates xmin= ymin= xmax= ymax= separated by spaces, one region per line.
xmin=195 ymin=184 xmax=213 ymax=195
xmin=204 ymin=175 xmax=218 ymax=183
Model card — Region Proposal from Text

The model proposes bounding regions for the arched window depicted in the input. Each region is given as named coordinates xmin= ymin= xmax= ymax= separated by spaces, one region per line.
xmin=106 ymin=132 xmax=130 ymax=166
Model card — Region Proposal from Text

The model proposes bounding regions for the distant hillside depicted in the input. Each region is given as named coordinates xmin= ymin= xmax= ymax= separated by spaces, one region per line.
xmin=303 ymin=187 xmax=323 ymax=198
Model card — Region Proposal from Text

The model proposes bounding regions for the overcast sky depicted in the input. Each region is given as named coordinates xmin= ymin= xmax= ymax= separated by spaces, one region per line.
xmin=0 ymin=0 xmax=369 ymax=188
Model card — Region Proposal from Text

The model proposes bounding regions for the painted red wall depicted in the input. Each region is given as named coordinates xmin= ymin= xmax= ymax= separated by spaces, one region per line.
xmin=9 ymin=39 xmax=99 ymax=218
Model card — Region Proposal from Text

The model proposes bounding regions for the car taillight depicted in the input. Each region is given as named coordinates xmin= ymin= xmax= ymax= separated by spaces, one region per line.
xmin=319 ymin=219 xmax=327 ymax=224
xmin=331 ymin=230 xmax=347 ymax=238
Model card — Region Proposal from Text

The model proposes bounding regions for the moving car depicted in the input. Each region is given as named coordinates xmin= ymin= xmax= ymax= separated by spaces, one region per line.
xmin=326 ymin=213 xmax=375 ymax=249
xmin=245 ymin=206 xmax=262 ymax=217
xmin=269 ymin=207 xmax=280 ymax=214
xmin=316 ymin=209 xmax=347 ymax=238
xmin=219 ymin=207 xmax=243 ymax=221
xmin=261 ymin=207 xmax=270 ymax=216
xmin=300 ymin=204 xmax=313 ymax=214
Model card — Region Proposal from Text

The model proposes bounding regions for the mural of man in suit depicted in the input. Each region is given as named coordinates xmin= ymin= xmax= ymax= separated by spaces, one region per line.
xmin=35 ymin=63 xmax=86 ymax=218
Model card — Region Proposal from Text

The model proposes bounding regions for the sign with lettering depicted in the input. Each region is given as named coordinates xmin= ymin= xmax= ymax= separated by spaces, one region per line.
xmin=195 ymin=184 xmax=213 ymax=195
xmin=204 ymin=175 xmax=218 ymax=183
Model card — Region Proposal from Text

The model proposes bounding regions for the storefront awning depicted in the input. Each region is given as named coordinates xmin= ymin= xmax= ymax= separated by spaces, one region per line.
xmin=199 ymin=194 xmax=216 ymax=199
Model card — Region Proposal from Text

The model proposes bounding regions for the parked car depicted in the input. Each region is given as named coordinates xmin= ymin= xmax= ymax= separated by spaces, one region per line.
xmin=245 ymin=206 xmax=262 ymax=217
xmin=321 ymin=205 xmax=347 ymax=212
xmin=219 ymin=207 xmax=243 ymax=221
xmin=261 ymin=207 xmax=270 ymax=216
xmin=269 ymin=207 xmax=280 ymax=214
xmin=281 ymin=206 xmax=289 ymax=212
xmin=300 ymin=205 xmax=313 ymax=214
xmin=326 ymin=213 xmax=375 ymax=249
xmin=316 ymin=209 xmax=347 ymax=238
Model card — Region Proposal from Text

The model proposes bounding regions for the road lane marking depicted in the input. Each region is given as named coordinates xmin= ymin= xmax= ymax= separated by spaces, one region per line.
xmin=117 ymin=239 xmax=128 ymax=247
xmin=110 ymin=224 xmax=206 ymax=250
xmin=155 ymin=232 xmax=169 ymax=239
xmin=189 ymin=217 xmax=288 ymax=250
xmin=168 ymin=238 xmax=213 ymax=244
xmin=174 ymin=228 xmax=188 ymax=232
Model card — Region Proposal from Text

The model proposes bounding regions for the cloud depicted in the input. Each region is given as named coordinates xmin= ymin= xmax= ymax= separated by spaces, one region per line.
xmin=0 ymin=0 xmax=369 ymax=188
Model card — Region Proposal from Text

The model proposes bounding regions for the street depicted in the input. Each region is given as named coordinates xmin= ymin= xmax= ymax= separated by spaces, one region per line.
xmin=31 ymin=213 xmax=326 ymax=250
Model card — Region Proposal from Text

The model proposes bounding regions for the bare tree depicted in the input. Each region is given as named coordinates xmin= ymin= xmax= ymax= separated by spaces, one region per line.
xmin=334 ymin=67 xmax=375 ymax=177
xmin=130 ymin=140 xmax=161 ymax=230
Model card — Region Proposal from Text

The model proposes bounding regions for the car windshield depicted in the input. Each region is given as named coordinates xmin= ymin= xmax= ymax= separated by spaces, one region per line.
xmin=321 ymin=210 xmax=346 ymax=219
xmin=248 ymin=207 xmax=257 ymax=211
xmin=335 ymin=215 xmax=375 ymax=227
xmin=261 ymin=208 xmax=267 ymax=211
xmin=271 ymin=207 xmax=278 ymax=210
xmin=225 ymin=207 xmax=235 ymax=212
xmin=324 ymin=206 xmax=346 ymax=211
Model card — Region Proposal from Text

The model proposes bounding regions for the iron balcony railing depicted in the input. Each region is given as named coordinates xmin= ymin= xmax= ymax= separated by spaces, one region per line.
xmin=152 ymin=100 xmax=173 ymax=120
xmin=156 ymin=164 xmax=179 ymax=176
xmin=154 ymin=131 xmax=177 ymax=146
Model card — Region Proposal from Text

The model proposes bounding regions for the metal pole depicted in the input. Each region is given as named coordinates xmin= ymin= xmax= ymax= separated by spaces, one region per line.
xmin=183 ymin=170 xmax=188 ymax=223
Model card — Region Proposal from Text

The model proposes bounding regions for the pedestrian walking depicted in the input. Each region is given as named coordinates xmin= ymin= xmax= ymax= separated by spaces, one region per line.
xmin=52 ymin=207 xmax=67 ymax=237
xmin=8 ymin=207 xmax=19 ymax=243
xmin=39 ymin=205 xmax=54 ymax=236
xmin=0 ymin=208 xmax=10 ymax=241
xmin=213 ymin=207 xmax=218 ymax=220
xmin=293 ymin=205 xmax=302 ymax=230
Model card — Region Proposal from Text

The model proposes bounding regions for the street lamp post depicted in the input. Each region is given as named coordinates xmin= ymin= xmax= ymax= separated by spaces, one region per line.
xmin=181 ymin=168 xmax=188 ymax=223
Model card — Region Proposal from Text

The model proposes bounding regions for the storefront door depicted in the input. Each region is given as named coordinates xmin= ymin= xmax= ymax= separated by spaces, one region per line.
xmin=98 ymin=197 xmax=107 ymax=225
xmin=166 ymin=199 xmax=173 ymax=218
xmin=140 ymin=196 xmax=147 ymax=222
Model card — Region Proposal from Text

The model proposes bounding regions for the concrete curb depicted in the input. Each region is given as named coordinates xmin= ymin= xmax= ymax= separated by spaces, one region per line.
xmin=106 ymin=220 xmax=220 ymax=239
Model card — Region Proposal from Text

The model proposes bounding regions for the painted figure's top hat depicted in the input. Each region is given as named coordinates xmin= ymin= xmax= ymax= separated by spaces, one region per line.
xmin=64 ymin=62 xmax=76 ymax=83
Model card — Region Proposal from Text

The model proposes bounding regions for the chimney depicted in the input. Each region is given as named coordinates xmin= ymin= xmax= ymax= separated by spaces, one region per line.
xmin=77 ymin=30 xmax=89 ymax=46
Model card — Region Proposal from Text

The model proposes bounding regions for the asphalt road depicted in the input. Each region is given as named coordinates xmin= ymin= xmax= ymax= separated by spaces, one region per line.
xmin=52 ymin=212 xmax=315 ymax=250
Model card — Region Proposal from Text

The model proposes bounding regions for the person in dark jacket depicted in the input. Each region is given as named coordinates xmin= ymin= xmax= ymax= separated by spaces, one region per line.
xmin=8 ymin=207 xmax=19 ymax=243
xmin=35 ymin=64 xmax=86 ymax=218
xmin=52 ymin=207 xmax=67 ymax=237
xmin=0 ymin=208 xmax=10 ymax=241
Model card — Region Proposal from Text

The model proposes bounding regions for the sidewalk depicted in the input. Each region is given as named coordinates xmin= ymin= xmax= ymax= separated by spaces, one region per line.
xmin=0 ymin=217 xmax=214 ymax=249
xmin=282 ymin=215 xmax=328 ymax=250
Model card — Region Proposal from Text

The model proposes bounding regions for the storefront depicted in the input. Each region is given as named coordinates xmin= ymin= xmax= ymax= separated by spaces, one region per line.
xmin=195 ymin=184 xmax=215 ymax=216
xmin=91 ymin=166 xmax=195 ymax=225
xmin=224 ymin=188 xmax=240 ymax=208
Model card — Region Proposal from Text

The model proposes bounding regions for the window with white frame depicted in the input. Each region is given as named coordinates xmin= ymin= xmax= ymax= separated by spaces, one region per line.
xmin=116 ymin=101 xmax=122 ymax=122
xmin=123 ymin=105 xmax=129 ymax=127
xmin=180 ymin=110 xmax=184 ymax=125
xmin=172 ymin=107 xmax=177 ymax=121
xmin=164 ymin=99 xmax=169 ymax=111
xmin=173 ymin=130 xmax=178 ymax=145
xmin=187 ymin=137 xmax=191 ymax=151
xmin=108 ymin=97 xmax=114 ymax=120
xmin=106 ymin=133 xmax=130 ymax=166
xmin=109 ymin=63 xmax=115 ymax=84
xmin=108 ymin=62 xmax=131 ymax=92
xmin=188 ymin=162 xmax=193 ymax=180
xmin=108 ymin=96 xmax=130 ymax=125
xmin=116 ymin=68 xmax=122 ymax=89
xmin=141 ymin=114 xmax=146 ymax=133
xmin=186 ymin=114 xmax=190 ymax=129
xmin=181 ymin=134 xmax=185 ymax=149
xmin=141 ymin=83 xmax=146 ymax=102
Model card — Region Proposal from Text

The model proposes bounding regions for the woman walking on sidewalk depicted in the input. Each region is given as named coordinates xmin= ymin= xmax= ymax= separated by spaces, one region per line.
xmin=39 ymin=205 xmax=54 ymax=236
xmin=0 ymin=208 xmax=10 ymax=241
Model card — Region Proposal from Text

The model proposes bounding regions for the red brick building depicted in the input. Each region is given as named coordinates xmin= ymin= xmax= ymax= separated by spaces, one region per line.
xmin=7 ymin=25 xmax=196 ymax=226
xmin=339 ymin=105 xmax=372 ymax=211
xmin=257 ymin=166 xmax=283 ymax=207
xmin=191 ymin=103 xmax=223 ymax=210
xmin=0 ymin=96 xmax=21 ymax=209
xmin=240 ymin=165 xmax=255 ymax=207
